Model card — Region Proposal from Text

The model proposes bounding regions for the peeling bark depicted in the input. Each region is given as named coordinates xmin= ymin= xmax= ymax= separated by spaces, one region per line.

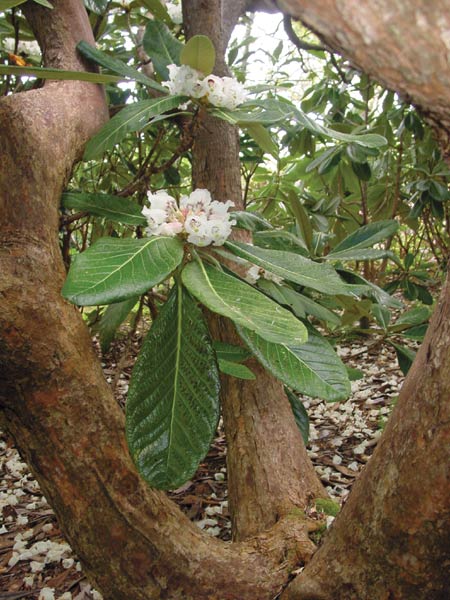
xmin=184 ymin=0 xmax=326 ymax=541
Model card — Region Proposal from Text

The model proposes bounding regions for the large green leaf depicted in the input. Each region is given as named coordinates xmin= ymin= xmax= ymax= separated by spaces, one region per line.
xmin=181 ymin=260 xmax=307 ymax=345
xmin=97 ymin=296 xmax=138 ymax=353
xmin=143 ymin=20 xmax=183 ymax=79
xmin=62 ymin=192 xmax=146 ymax=226
xmin=244 ymin=123 xmax=278 ymax=156
xmin=1 ymin=0 xmax=27 ymax=9
xmin=213 ymin=341 xmax=252 ymax=363
xmin=140 ymin=0 xmax=171 ymax=23
xmin=284 ymin=387 xmax=309 ymax=444
xmin=84 ymin=96 xmax=184 ymax=160
xmin=328 ymin=220 xmax=399 ymax=257
xmin=324 ymin=248 xmax=395 ymax=262
xmin=62 ymin=236 xmax=184 ymax=306
xmin=77 ymin=40 xmax=166 ymax=92
xmin=390 ymin=342 xmax=416 ymax=376
xmin=238 ymin=326 xmax=351 ymax=402
xmin=225 ymin=241 xmax=364 ymax=296
xmin=180 ymin=35 xmax=215 ymax=75
xmin=254 ymin=230 xmax=308 ymax=254
xmin=126 ymin=285 xmax=220 ymax=490
xmin=0 ymin=64 xmax=121 ymax=84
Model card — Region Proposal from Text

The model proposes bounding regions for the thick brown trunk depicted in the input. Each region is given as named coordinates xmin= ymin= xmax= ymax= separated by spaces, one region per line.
xmin=282 ymin=273 xmax=450 ymax=600
xmin=184 ymin=0 xmax=326 ymax=541
xmin=0 ymin=2 xmax=314 ymax=598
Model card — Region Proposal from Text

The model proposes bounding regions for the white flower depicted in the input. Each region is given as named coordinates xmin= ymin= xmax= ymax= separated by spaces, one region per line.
xmin=142 ymin=188 xmax=235 ymax=247
xmin=165 ymin=64 xmax=207 ymax=98
xmin=167 ymin=2 xmax=182 ymax=24
xmin=164 ymin=66 xmax=247 ymax=109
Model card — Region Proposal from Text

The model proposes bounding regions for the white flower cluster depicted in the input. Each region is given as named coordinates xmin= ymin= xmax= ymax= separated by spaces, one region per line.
xmin=142 ymin=189 xmax=236 ymax=247
xmin=165 ymin=65 xmax=247 ymax=110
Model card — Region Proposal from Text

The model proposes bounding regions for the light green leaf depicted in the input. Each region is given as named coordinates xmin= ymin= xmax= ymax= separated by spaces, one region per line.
xmin=324 ymin=248 xmax=394 ymax=262
xmin=98 ymin=296 xmax=138 ymax=353
xmin=213 ymin=341 xmax=252 ymax=363
xmin=181 ymin=260 xmax=307 ymax=346
xmin=218 ymin=359 xmax=255 ymax=380
xmin=62 ymin=192 xmax=147 ymax=226
xmin=126 ymin=284 xmax=220 ymax=490
xmin=394 ymin=306 xmax=430 ymax=328
xmin=77 ymin=40 xmax=166 ymax=92
xmin=284 ymin=387 xmax=309 ymax=444
xmin=239 ymin=326 xmax=351 ymax=402
xmin=210 ymin=106 xmax=289 ymax=125
xmin=33 ymin=0 xmax=53 ymax=8
xmin=180 ymin=35 xmax=215 ymax=75
xmin=0 ymin=65 xmax=121 ymax=83
xmin=0 ymin=0 xmax=27 ymax=9
xmin=140 ymin=0 xmax=171 ymax=23
xmin=62 ymin=236 xmax=184 ymax=306
xmin=84 ymin=95 xmax=184 ymax=160
xmin=287 ymin=191 xmax=313 ymax=252
xmin=329 ymin=220 xmax=399 ymax=256
xmin=143 ymin=20 xmax=183 ymax=79
xmin=243 ymin=123 xmax=278 ymax=156
xmin=225 ymin=241 xmax=363 ymax=296
xmin=372 ymin=304 xmax=391 ymax=330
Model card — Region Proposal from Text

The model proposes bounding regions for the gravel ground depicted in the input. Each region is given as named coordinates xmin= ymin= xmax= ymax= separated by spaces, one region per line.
xmin=0 ymin=338 xmax=404 ymax=599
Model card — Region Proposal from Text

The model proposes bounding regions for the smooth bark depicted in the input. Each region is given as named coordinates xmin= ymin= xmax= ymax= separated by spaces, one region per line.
xmin=184 ymin=0 xmax=326 ymax=541
xmin=0 ymin=1 xmax=315 ymax=598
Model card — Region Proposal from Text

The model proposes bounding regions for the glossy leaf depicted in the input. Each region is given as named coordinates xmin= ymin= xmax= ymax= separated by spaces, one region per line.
xmin=238 ymin=326 xmax=351 ymax=402
xmin=254 ymin=230 xmax=308 ymax=254
xmin=126 ymin=285 xmax=220 ymax=490
xmin=84 ymin=96 xmax=184 ymax=160
xmin=62 ymin=192 xmax=147 ymax=226
xmin=284 ymin=387 xmax=309 ymax=444
xmin=62 ymin=236 xmax=184 ymax=306
xmin=225 ymin=241 xmax=364 ymax=296
xmin=180 ymin=35 xmax=215 ymax=75
xmin=33 ymin=0 xmax=53 ymax=7
xmin=0 ymin=64 xmax=121 ymax=83
xmin=98 ymin=296 xmax=138 ymax=353
xmin=218 ymin=359 xmax=255 ymax=380
xmin=143 ymin=20 xmax=183 ymax=79
xmin=77 ymin=40 xmax=166 ymax=92
xmin=329 ymin=220 xmax=399 ymax=256
xmin=181 ymin=260 xmax=308 ymax=345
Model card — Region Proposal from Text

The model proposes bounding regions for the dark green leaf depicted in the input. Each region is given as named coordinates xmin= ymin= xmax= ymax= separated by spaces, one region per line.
xmin=77 ymin=40 xmax=166 ymax=92
xmin=254 ymin=230 xmax=308 ymax=254
xmin=181 ymin=260 xmax=308 ymax=345
xmin=0 ymin=64 xmax=120 ymax=83
xmin=143 ymin=20 xmax=183 ymax=79
xmin=218 ymin=359 xmax=255 ymax=380
xmin=238 ymin=326 xmax=351 ymax=401
xmin=402 ymin=324 xmax=428 ymax=341
xmin=372 ymin=304 xmax=391 ymax=330
xmin=284 ymin=387 xmax=309 ymax=444
xmin=84 ymin=95 xmax=184 ymax=160
xmin=126 ymin=285 xmax=220 ymax=489
xmin=213 ymin=341 xmax=252 ymax=363
xmin=329 ymin=220 xmax=399 ymax=255
xmin=62 ymin=236 xmax=184 ymax=306
xmin=391 ymin=342 xmax=416 ymax=376
xmin=62 ymin=192 xmax=147 ymax=226
xmin=98 ymin=296 xmax=138 ymax=353
xmin=231 ymin=211 xmax=273 ymax=232
xmin=346 ymin=366 xmax=364 ymax=381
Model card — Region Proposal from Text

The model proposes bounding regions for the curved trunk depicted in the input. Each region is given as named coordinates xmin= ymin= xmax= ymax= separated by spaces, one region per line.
xmin=282 ymin=273 xmax=450 ymax=600
xmin=0 ymin=2 xmax=315 ymax=598
xmin=184 ymin=0 xmax=326 ymax=541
